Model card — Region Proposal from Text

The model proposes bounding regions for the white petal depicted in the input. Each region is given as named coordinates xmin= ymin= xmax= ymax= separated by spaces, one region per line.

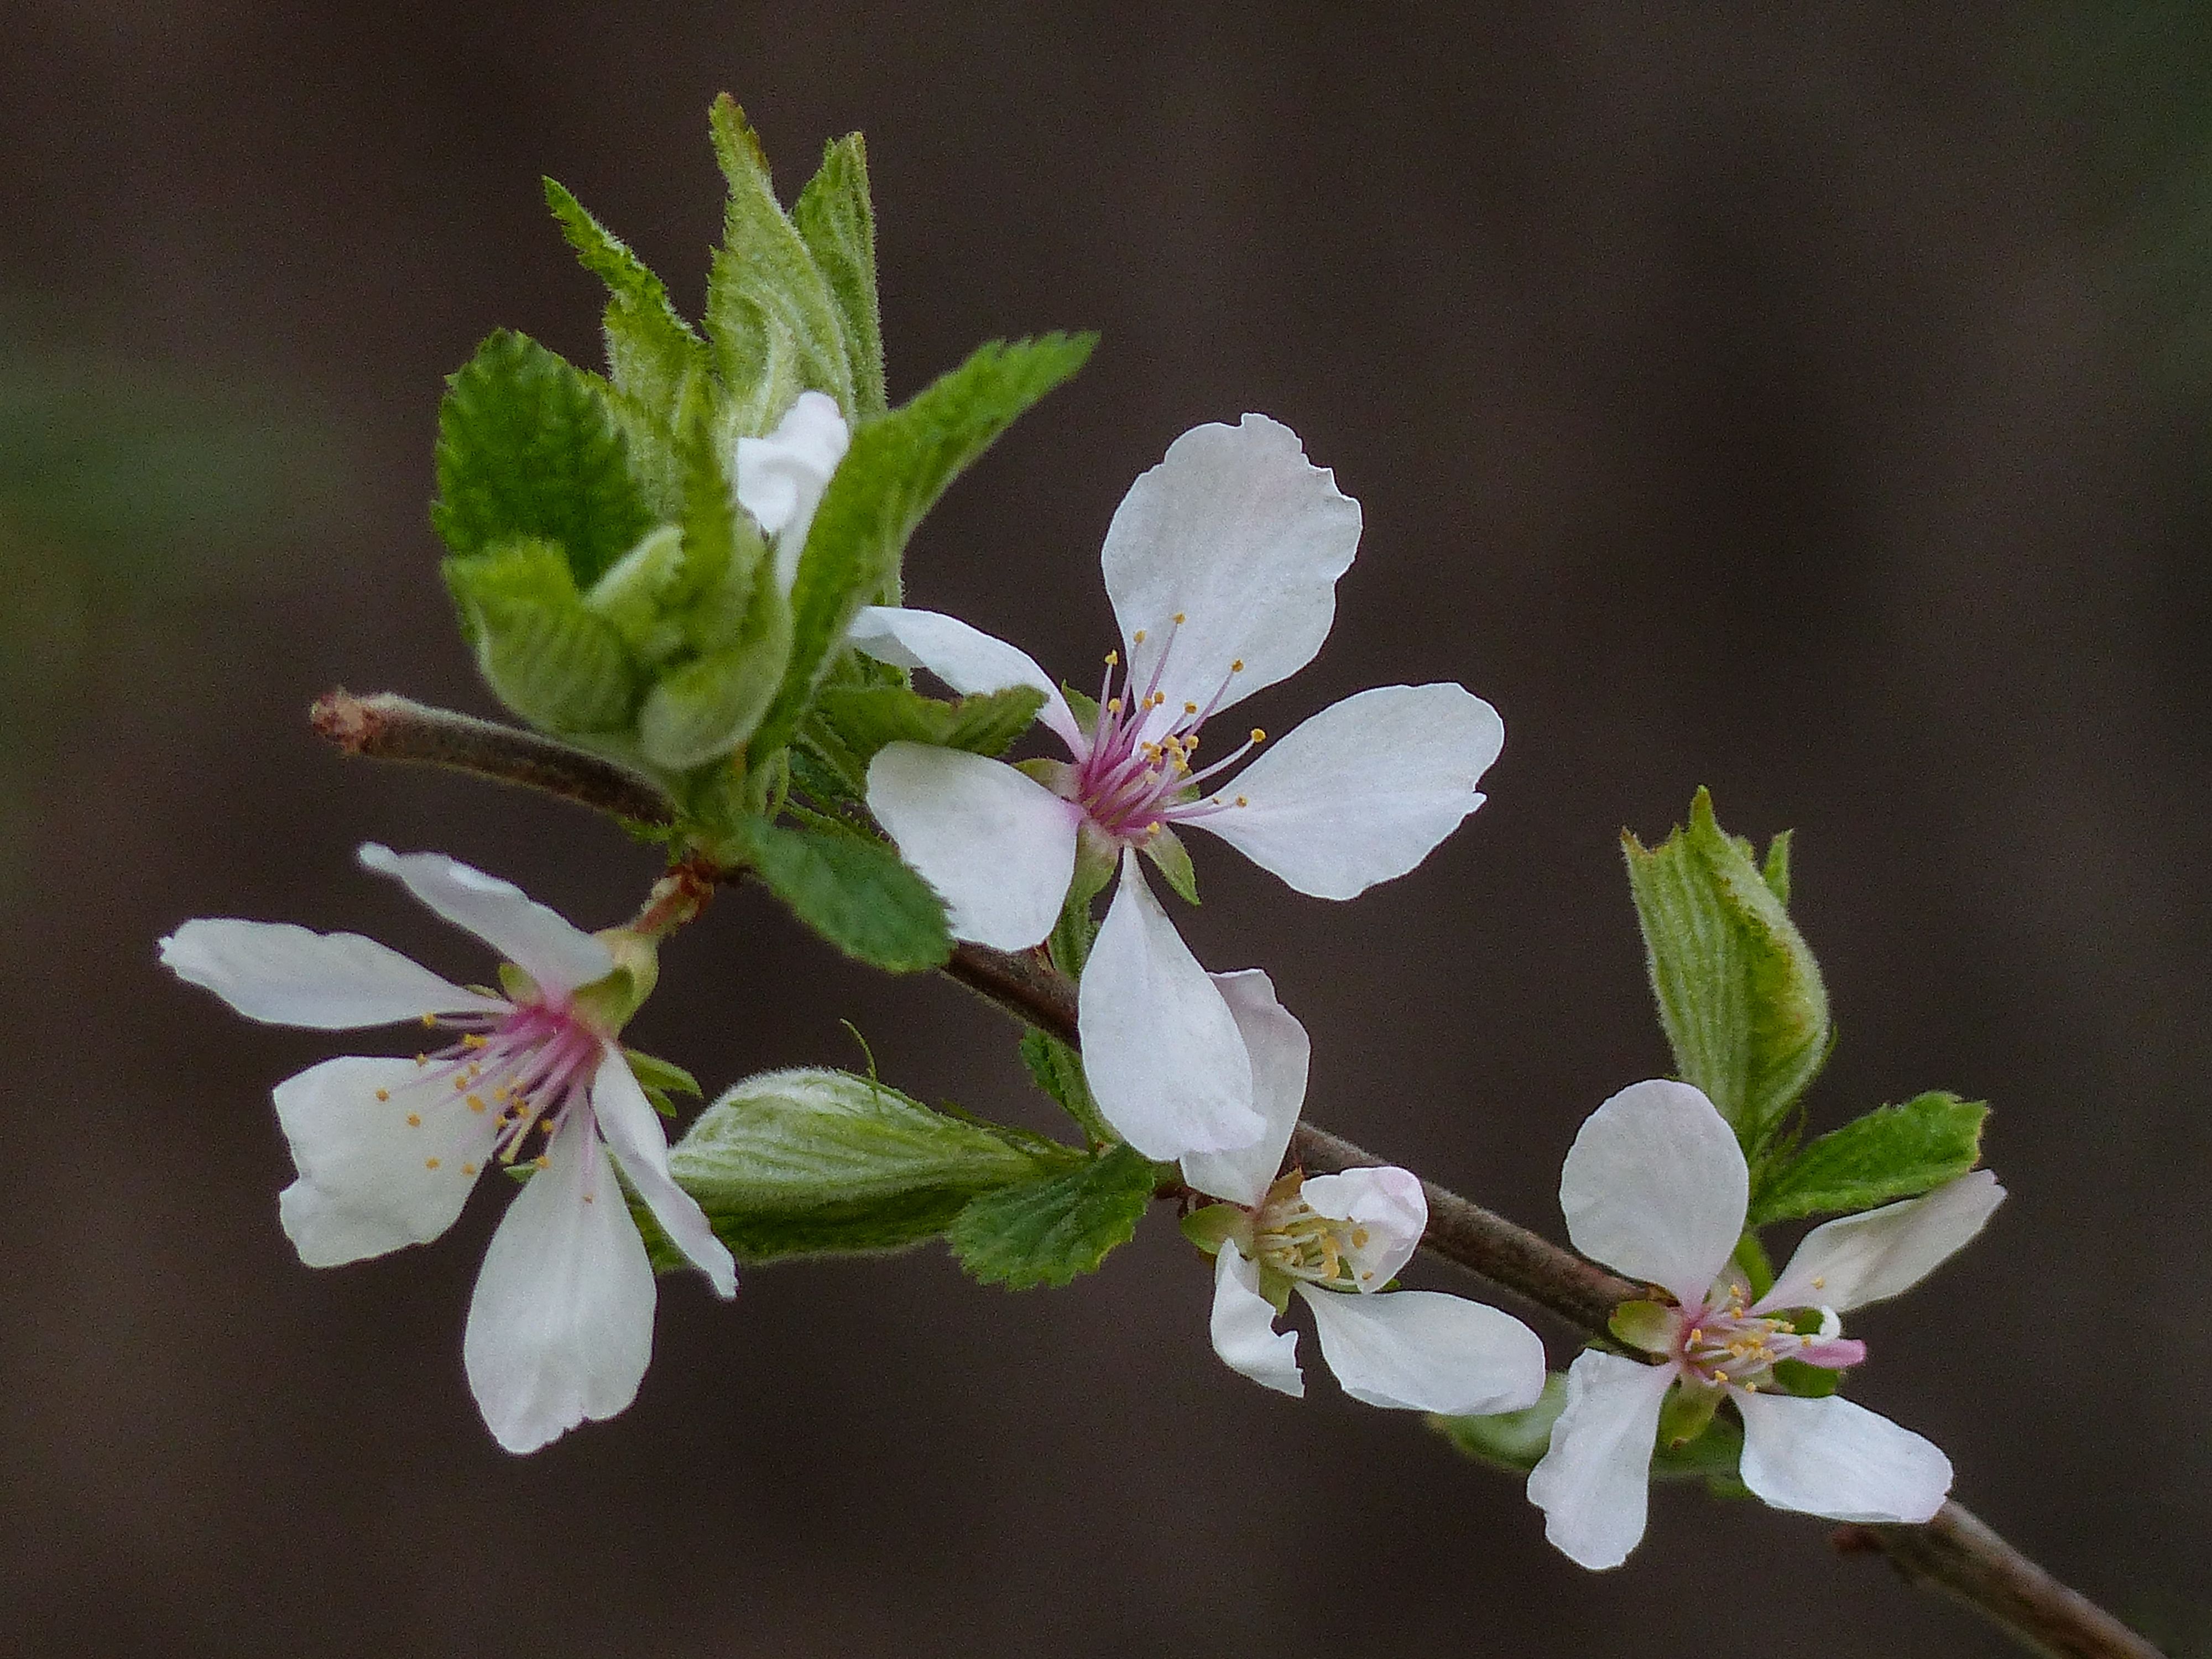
xmin=1558 ymin=1080 xmax=1747 ymax=1306
xmin=1526 ymin=1350 xmax=1677 ymax=1570
xmin=1734 ymin=1390 xmax=1951 ymax=1522
xmin=1297 ymin=1283 xmax=1547 ymax=1415
xmin=270 ymin=1057 xmax=499 ymax=1266
xmin=1300 ymin=1166 xmax=1427 ymax=1290
xmin=847 ymin=606 xmax=1081 ymax=749
xmin=1760 ymin=1170 xmax=2006 ymax=1316
xmin=866 ymin=743 xmax=1081 ymax=950
xmin=736 ymin=389 xmax=851 ymax=590
xmin=1209 ymin=1245 xmax=1302 ymax=1398
xmin=463 ymin=1117 xmax=656 ymax=1454
xmin=1179 ymin=968 xmax=1309 ymax=1207
xmin=1078 ymin=853 xmax=1260 ymax=1159
xmin=1189 ymin=684 xmax=1503 ymax=899
xmin=160 ymin=919 xmax=504 ymax=1028
xmin=591 ymin=1044 xmax=736 ymax=1298
xmin=1099 ymin=414 xmax=1361 ymax=719
xmin=357 ymin=845 xmax=613 ymax=995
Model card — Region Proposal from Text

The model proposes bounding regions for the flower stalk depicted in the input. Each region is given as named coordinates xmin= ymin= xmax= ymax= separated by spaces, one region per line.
xmin=307 ymin=688 xmax=2159 ymax=1659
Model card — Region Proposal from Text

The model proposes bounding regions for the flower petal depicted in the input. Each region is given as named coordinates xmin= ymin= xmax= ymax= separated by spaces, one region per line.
xmin=1760 ymin=1170 xmax=2006 ymax=1316
xmin=357 ymin=845 xmax=613 ymax=995
xmin=866 ymin=742 xmax=1081 ymax=950
xmin=591 ymin=1043 xmax=736 ymax=1298
xmin=1734 ymin=1390 xmax=1951 ymax=1522
xmin=160 ymin=918 xmax=504 ymax=1028
xmin=1188 ymin=684 xmax=1503 ymax=899
xmin=1210 ymin=1245 xmax=1303 ymax=1398
xmin=270 ymin=1057 xmax=499 ymax=1266
xmin=735 ymin=389 xmax=851 ymax=590
xmin=847 ymin=606 xmax=1081 ymax=749
xmin=1100 ymin=414 xmax=1361 ymax=719
xmin=1178 ymin=968 xmax=1309 ymax=1207
xmin=1558 ymin=1079 xmax=1747 ymax=1306
xmin=1078 ymin=852 xmax=1260 ymax=1159
xmin=1297 ymin=1283 xmax=1546 ymax=1415
xmin=1300 ymin=1166 xmax=1427 ymax=1290
xmin=463 ymin=1115 xmax=656 ymax=1454
xmin=1526 ymin=1350 xmax=1677 ymax=1570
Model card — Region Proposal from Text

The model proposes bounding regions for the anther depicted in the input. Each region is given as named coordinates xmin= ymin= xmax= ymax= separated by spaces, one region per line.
xmin=461 ymin=1163 xmax=477 ymax=1176
xmin=1812 ymin=1276 xmax=1826 ymax=1290
xmin=1172 ymin=612 xmax=1186 ymax=624
xmin=1234 ymin=795 xmax=1248 ymax=807
xmin=467 ymin=1095 xmax=487 ymax=1114
xmin=405 ymin=1113 xmax=422 ymax=1128
xmin=375 ymin=1089 xmax=390 ymax=1102
xmin=1184 ymin=701 xmax=1198 ymax=713
xmin=534 ymin=1155 xmax=550 ymax=1170
xmin=1250 ymin=728 xmax=1265 ymax=743
xmin=425 ymin=1157 xmax=441 ymax=1171
xmin=420 ymin=1014 xmax=437 ymax=1029
xmin=1105 ymin=649 xmax=1120 ymax=665
xmin=1230 ymin=659 xmax=1244 ymax=672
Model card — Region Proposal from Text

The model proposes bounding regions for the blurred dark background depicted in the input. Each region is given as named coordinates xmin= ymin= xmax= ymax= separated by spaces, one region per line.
xmin=3 ymin=4 xmax=2206 ymax=1655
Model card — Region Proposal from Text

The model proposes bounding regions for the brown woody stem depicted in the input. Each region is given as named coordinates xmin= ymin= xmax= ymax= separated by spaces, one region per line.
xmin=312 ymin=692 xmax=2160 ymax=1659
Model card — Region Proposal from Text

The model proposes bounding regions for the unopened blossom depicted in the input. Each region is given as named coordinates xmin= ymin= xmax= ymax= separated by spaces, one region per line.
xmin=159 ymin=845 xmax=735 ymax=1454
xmin=735 ymin=388 xmax=851 ymax=593
xmin=1527 ymin=1079 xmax=2005 ymax=1569
xmin=852 ymin=414 xmax=1504 ymax=1160
xmin=1181 ymin=969 xmax=1546 ymax=1413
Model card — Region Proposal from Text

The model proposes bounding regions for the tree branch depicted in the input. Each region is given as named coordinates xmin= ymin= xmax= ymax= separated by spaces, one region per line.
xmin=312 ymin=693 xmax=2161 ymax=1659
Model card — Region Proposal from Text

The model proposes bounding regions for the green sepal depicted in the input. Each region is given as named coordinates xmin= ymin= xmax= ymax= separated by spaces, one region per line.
xmin=1729 ymin=1232 xmax=1776 ymax=1301
xmin=718 ymin=813 xmax=951 ymax=971
xmin=443 ymin=538 xmax=642 ymax=733
xmin=810 ymin=681 xmax=1047 ymax=772
xmin=1141 ymin=824 xmax=1199 ymax=905
xmin=1608 ymin=1299 xmax=1676 ymax=1354
xmin=704 ymin=95 xmax=855 ymax=434
xmin=1046 ymin=828 xmax=1117 ymax=978
xmin=1623 ymin=787 xmax=1831 ymax=1155
xmin=791 ymin=133 xmax=886 ymax=419
xmin=654 ymin=1067 xmax=1063 ymax=1265
xmin=1658 ymin=1378 xmax=1723 ymax=1449
xmin=1747 ymin=1092 xmax=1990 ymax=1225
xmin=431 ymin=328 xmax=653 ymax=589
xmin=1018 ymin=1026 xmax=1114 ymax=1145
xmin=1254 ymin=1261 xmax=1296 ymax=1316
xmin=1431 ymin=1374 xmax=1569 ymax=1473
xmin=1178 ymin=1203 xmax=1248 ymax=1258
xmin=745 ymin=332 xmax=1097 ymax=768
xmin=624 ymin=1047 xmax=703 ymax=1117
xmin=1772 ymin=1360 xmax=1841 ymax=1399
xmin=945 ymin=1144 xmax=1161 ymax=1290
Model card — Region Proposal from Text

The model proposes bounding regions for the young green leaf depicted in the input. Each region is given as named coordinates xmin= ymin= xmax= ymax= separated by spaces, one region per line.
xmin=703 ymin=95 xmax=854 ymax=433
xmin=431 ymin=329 xmax=653 ymax=588
xmin=747 ymin=332 xmax=1097 ymax=766
xmin=651 ymin=1067 xmax=1062 ymax=1264
xmin=1018 ymin=1027 xmax=1114 ymax=1145
xmin=946 ymin=1144 xmax=1161 ymax=1290
xmin=810 ymin=682 xmax=1046 ymax=770
xmin=792 ymin=133 xmax=886 ymax=418
xmin=1747 ymin=1092 xmax=1989 ymax=1225
xmin=1623 ymin=788 xmax=1830 ymax=1155
xmin=723 ymin=814 xmax=951 ymax=971
xmin=444 ymin=538 xmax=643 ymax=733
xmin=542 ymin=177 xmax=707 ymax=447
xmin=635 ymin=581 xmax=792 ymax=771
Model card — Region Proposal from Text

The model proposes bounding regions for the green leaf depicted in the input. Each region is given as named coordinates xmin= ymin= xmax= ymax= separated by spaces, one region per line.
xmin=444 ymin=538 xmax=642 ymax=732
xmin=583 ymin=524 xmax=690 ymax=664
xmin=1623 ymin=787 xmax=1830 ymax=1154
xmin=810 ymin=682 xmax=1046 ymax=771
xmin=1140 ymin=823 xmax=1199 ymax=905
xmin=723 ymin=814 xmax=951 ymax=971
xmin=946 ymin=1144 xmax=1161 ymax=1289
xmin=703 ymin=95 xmax=854 ymax=433
xmin=747 ymin=332 xmax=1097 ymax=765
xmin=1747 ymin=1092 xmax=1989 ymax=1225
xmin=656 ymin=1067 xmax=1061 ymax=1264
xmin=792 ymin=133 xmax=886 ymax=418
xmin=431 ymin=329 xmax=653 ymax=588
xmin=1019 ymin=1027 xmax=1114 ymax=1144
xmin=636 ymin=582 xmax=792 ymax=770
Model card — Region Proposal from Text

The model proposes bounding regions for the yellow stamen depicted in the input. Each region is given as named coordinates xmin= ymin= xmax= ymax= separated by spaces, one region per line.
xmin=424 ymin=1157 xmax=441 ymax=1171
xmin=420 ymin=1014 xmax=437 ymax=1029
xmin=1105 ymin=649 xmax=1120 ymax=664
xmin=1249 ymin=727 xmax=1265 ymax=743
xmin=1230 ymin=658 xmax=1244 ymax=672
xmin=461 ymin=1034 xmax=488 ymax=1050
xmin=1107 ymin=697 xmax=1122 ymax=713
xmin=405 ymin=1113 xmax=422 ymax=1128
xmin=534 ymin=1155 xmax=550 ymax=1170
xmin=461 ymin=1163 xmax=477 ymax=1176
xmin=374 ymin=1088 xmax=390 ymax=1102
xmin=1183 ymin=701 xmax=1198 ymax=714
xmin=1812 ymin=1276 xmax=1826 ymax=1290
xmin=1172 ymin=611 xmax=1186 ymax=624
xmin=467 ymin=1095 xmax=487 ymax=1114
xmin=1234 ymin=795 xmax=1248 ymax=807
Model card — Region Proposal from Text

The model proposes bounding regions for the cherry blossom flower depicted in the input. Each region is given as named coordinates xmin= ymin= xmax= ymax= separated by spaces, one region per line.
xmin=1180 ymin=970 xmax=1546 ymax=1413
xmin=159 ymin=845 xmax=735 ymax=1454
xmin=1527 ymin=1079 xmax=2005 ymax=1569
xmin=851 ymin=414 xmax=1504 ymax=1160
xmin=735 ymin=388 xmax=851 ymax=593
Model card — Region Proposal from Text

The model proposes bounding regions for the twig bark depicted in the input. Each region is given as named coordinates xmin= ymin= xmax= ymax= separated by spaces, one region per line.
xmin=311 ymin=692 xmax=2162 ymax=1659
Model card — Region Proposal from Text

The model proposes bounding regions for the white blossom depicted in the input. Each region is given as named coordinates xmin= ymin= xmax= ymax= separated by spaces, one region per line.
xmin=735 ymin=388 xmax=851 ymax=593
xmin=1527 ymin=1079 xmax=2005 ymax=1568
xmin=852 ymin=415 xmax=1503 ymax=1161
xmin=159 ymin=845 xmax=734 ymax=1454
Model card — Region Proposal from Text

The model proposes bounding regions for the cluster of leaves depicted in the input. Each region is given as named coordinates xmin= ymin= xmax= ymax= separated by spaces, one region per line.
xmin=1436 ymin=787 xmax=1991 ymax=1483
xmin=429 ymin=96 xmax=1091 ymax=975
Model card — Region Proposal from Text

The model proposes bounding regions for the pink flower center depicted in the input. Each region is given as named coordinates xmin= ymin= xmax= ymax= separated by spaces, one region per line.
xmin=1668 ymin=1281 xmax=1866 ymax=1393
xmin=1062 ymin=618 xmax=1260 ymax=844
xmin=415 ymin=997 xmax=607 ymax=1168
